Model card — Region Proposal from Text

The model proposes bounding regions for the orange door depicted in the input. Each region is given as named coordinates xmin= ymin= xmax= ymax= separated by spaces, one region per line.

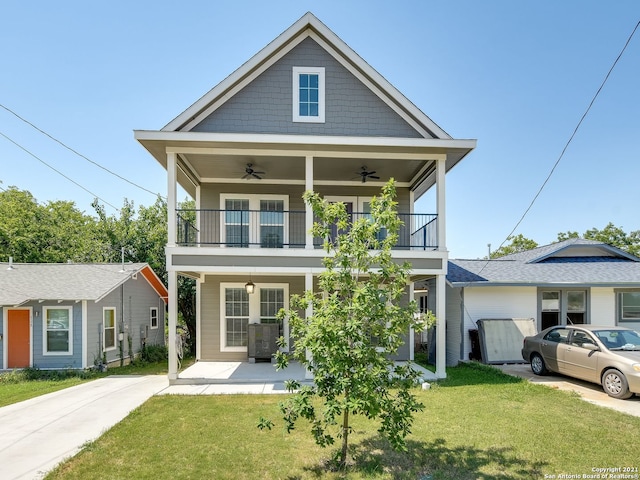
xmin=8 ymin=310 xmax=30 ymax=368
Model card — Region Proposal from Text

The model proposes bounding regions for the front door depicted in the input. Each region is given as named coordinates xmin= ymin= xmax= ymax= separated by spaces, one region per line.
xmin=7 ymin=309 xmax=30 ymax=368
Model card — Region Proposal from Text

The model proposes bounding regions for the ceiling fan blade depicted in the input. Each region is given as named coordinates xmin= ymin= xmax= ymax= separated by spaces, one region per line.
xmin=253 ymin=171 xmax=265 ymax=175
xmin=242 ymin=173 xmax=251 ymax=179
xmin=369 ymin=175 xmax=380 ymax=180
xmin=252 ymin=173 xmax=262 ymax=180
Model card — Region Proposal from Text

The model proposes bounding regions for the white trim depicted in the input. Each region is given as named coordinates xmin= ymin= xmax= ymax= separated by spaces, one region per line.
xmin=82 ymin=301 xmax=88 ymax=368
xmin=292 ymin=66 xmax=325 ymax=123
xmin=219 ymin=282 xmax=290 ymax=353
xmin=150 ymin=306 xmax=159 ymax=329
xmin=42 ymin=305 xmax=73 ymax=356
xmin=102 ymin=307 xmax=117 ymax=352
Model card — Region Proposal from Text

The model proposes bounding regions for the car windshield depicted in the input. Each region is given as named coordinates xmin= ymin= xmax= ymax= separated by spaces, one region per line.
xmin=594 ymin=329 xmax=640 ymax=351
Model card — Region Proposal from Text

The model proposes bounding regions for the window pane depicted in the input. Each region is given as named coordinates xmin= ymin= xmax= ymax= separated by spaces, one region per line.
xmin=299 ymin=74 xmax=308 ymax=87
xmin=47 ymin=309 xmax=69 ymax=330
xmin=622 ymin=292 xmax=640 ymax=319
xmin=310 ymin=89 xmax=318 ymax=102
xmin=310 ymin=104 xmax=318 ymax=116
xmin=104 ymin=309 xmax=115 ymax=328
xmin=300 ymin=89 xmax=308 ymax=102
xmin=309 ymin=74 xmax=318 ymax=88
xmin=47 ymin=331 xmax=69 ymax=352
xmin=567 ymin=291 xmax=585 ymax=312
xmin=542 ymin=291 xmax=559 ymax=311
xmin=300 ymin=104 xmax=308 ymax=116
xmin=104 ymin=329 xmax=115 ymax=349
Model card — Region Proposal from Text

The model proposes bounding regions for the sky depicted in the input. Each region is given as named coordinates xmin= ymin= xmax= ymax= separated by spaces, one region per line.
xmin=1 ymin=1 xmax=639 ymax=259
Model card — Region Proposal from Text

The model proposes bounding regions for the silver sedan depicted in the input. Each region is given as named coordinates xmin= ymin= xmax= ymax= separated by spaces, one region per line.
xmin=521 ymin=325 xmax=640 ymax=399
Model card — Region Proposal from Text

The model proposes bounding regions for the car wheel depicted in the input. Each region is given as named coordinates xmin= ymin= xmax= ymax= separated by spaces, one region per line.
xmin=602 ymin=369 xmax=633 ymax=399
xmin=530 ymin=353 xmax=548 ymax=375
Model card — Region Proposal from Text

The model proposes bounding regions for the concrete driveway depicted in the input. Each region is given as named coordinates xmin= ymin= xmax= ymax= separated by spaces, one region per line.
xmin=497 ymin=363 xmax=640 ymax=417
xmin=0 ymin=375 xmax=168 ymax=480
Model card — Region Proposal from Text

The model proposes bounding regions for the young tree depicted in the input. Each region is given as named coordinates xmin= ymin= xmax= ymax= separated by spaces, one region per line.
xmin=261 ymin=180 xmax=427 ymax=468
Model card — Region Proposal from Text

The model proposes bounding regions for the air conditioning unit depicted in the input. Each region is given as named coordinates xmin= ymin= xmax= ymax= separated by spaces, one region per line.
xmin=248 ymin=323 xmax=279 ymax=363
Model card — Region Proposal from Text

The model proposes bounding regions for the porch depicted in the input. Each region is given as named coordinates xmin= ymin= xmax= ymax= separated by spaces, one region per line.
xmin=165 ymin=360 xmax=438 ymax=395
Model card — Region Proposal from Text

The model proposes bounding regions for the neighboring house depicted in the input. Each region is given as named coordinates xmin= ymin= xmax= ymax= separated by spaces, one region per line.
xmin=0 ymin=262 xmax=168 ymax=370
xmin=440 ymin=238 xmax=640 ymax=366
xmin=135 ymin=12 xmax=476 ymax=381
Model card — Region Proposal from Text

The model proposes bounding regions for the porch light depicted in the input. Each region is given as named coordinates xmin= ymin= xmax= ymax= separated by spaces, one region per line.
xmin=245 ymin=279 xmax=256 ymax=294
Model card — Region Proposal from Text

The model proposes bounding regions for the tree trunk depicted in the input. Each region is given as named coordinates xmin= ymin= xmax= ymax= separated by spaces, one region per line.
xmin=340 ymin=409 xmax=349 ymax=467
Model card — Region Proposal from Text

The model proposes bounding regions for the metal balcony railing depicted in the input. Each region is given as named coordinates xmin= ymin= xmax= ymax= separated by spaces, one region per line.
xmin=176 ymin=209 xmax=438 ymax=250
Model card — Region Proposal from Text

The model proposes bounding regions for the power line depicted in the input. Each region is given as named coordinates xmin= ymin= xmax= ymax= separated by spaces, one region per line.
xmin=0 ymin=103 xmax=164 ymax=199
xmin=0 ymin=130 xmax=119 ymax=211
xmin=493 ymin=19 xmax=640 ymax=258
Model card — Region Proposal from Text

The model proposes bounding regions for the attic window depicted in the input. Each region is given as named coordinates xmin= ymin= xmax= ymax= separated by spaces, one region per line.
xmin=293 ymin=66 xmax=325 ymax=123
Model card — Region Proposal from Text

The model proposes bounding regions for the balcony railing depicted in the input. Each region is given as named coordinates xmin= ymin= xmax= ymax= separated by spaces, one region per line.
xmin=176 ymin=209 xmax=438 ymax=250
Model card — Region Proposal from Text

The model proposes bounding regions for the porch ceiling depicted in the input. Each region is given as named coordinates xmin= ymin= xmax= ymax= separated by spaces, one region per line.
xmin=134 ymin=131 xmax=476 ymax=199
xmin=180 ymin=153 xmax=426 ymax=184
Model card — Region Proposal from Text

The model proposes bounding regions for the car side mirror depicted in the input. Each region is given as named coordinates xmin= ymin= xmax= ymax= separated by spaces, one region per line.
xmin=582 ymin=342 xmax=599 ymax=351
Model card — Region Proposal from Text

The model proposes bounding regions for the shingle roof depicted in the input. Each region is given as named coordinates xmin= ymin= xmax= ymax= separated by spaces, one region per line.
xmin=448 ymin=239 xmax=640 ymax=287
xmin=0 ymin=263 xmax=156 ymax=306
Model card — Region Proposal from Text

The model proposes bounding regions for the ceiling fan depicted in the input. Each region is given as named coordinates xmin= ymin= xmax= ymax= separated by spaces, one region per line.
xmin=357 ymin=166 xmax=380 ymax=183
xmin=242 ymin=163 xmax=265 ymax=180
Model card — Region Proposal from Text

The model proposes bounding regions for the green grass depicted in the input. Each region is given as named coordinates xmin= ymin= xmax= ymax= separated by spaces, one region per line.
xmin=0 ymin=358 xmax=181 ymax=408
xmin=45 ymin=362 xmax=640 ymax=479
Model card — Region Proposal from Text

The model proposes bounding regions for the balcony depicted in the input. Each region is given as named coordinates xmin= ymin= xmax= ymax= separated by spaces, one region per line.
xmin=176 ymin=209 xmax=438 ymax=250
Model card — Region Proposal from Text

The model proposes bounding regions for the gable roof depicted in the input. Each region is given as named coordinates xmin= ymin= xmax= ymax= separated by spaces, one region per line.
xmin=163 ymin=12 xmax=450 ymax=140
xmin=448 ymin=239 xmax=640 ymax=287
xmin=0 ymin=263 xmax=168 ymax=307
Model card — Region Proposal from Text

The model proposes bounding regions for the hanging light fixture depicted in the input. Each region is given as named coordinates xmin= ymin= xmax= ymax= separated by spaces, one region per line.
xmin=245 ymin=275 xmax=255 ymax=294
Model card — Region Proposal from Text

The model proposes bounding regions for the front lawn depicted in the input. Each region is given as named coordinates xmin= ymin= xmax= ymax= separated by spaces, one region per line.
xmin=45 ymin=363 xmax=640 ymax=479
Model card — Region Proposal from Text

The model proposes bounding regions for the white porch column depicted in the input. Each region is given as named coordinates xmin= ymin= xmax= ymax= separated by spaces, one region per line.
xmin=167 ymin=152 xmax=178 ymax=247
xmin=195 ymin=276 xmax=202 ymax=361
xmin=168 ymin=270 xmax=178 ymax=380
xmin=436 ymin=157 xmax=446 ymax=251
xmin=195 ymin=184 xmax=201 ymax=246
xmin=436 ymin=273 xmax=447 ymax=379
xmin=409 ymin=281 xmax=415 ymax=361
xmin=305 ymin=272 xmax=314 ymax=379
xmin=305 ymin=155 xmax=314 ymax=249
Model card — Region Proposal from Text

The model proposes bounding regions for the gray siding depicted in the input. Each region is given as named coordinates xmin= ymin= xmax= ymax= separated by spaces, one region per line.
xmin=193 ymin=37 xmax=424 ymax=138
xmin=200 ymin=275 xmax=305 ymax=361
xmin=445 ymin=285 xmax=464 ymax=367
xmin=200 ymin=183 xmax=411 ymax=212
xmin=88 ymin=277 xmax=165 ymax=367
xmin=31 ymin=302 xmax=83 ymax=370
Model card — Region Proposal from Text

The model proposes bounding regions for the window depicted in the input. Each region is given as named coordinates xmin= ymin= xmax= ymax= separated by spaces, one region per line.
xmin=260 ymin=288 xmax=285 ymax=336
xmin=43 ymin=306 xmax=72 ymax=355
xmin=567 ymin=291 xmax=586 ymax=324
xmin=293 ymin=67 xmax=325 ymax=123
xmin=619 ymin=291 xmax=640 ymax=322
xmin=221 ymin=194 xmax=288 ymax=248
xmin=103 ymin=308 xmax=116 ymax=351
xmin=221 ymin=283 xmax=289 ymax=352
xmin=150 ymin=307 xmax=159 ymax=329
xmin=539 ymin=289 xmax=589 ymax=330
xmin=222 ymin=287 xmax=249 ymax=351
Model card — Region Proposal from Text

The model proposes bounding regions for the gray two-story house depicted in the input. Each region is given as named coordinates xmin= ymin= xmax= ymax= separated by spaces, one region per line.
xmin=135 ymin=12 xmax=475 ymax=381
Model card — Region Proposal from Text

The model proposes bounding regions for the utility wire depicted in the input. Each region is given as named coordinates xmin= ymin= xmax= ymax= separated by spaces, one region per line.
xmin=0 ymin=103 xmax=164 ymax=199
xmin=491 ymin=19 xmax=640 ymax=260
xmin=0 ymin=130 xmax=119 ymax=211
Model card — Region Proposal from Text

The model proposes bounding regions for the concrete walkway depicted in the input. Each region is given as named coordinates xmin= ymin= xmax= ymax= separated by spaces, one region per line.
xmin=496 ymin=363 xmax=640 ymax=417
xmin=0 ymin=375 xmax=168 ymax=480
